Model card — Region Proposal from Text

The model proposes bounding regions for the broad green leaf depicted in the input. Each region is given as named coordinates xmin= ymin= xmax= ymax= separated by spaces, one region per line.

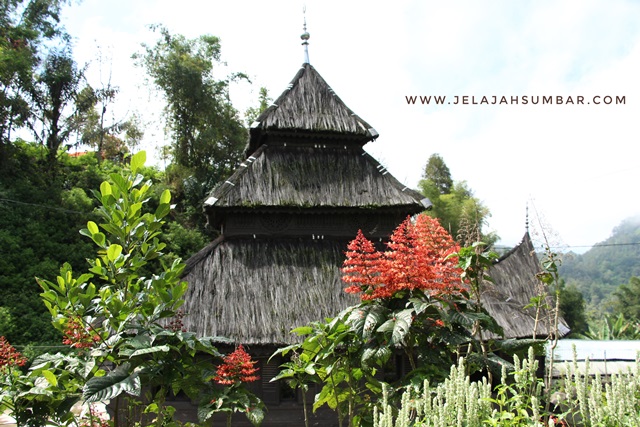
xmin=87 ymin=221 xmax=99 ymax=235
xmin=110 ymin=173 xmax=129 ymax=193
xmin=91 ymin=232 xmax=106 ymax=247
xmin=83 ymin=363 xmax=141 ymax=402
xmin=41 ymin=369 xmax=57 ymax=387
xmin=130 ymin=151 xmax=146 ymax=173
xmin=159 ymin=189 xmax=171 ymax=205
xmin=107 ymin=244 xmax=123 ymax=262
xmin=128 ymin=345 xmax=170 ymax=358
xmin=128 ymin=202 xmax=142 ymax=218
xmin=100 ymin=181 xmax=112 ymax=197
xmin=155 ymin=203 xmax=170 ymax=219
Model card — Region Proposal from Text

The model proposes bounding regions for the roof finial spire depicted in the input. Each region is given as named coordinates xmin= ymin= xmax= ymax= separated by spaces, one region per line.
xmin=301 ymin=5 xmax=310 ymax=64
xmin=525 ymin=202 xmax=529 ymax=233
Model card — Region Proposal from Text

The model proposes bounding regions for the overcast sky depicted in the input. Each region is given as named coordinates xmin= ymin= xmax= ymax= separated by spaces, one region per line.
xmin=61 ymin=0 xmax=640 ymax=253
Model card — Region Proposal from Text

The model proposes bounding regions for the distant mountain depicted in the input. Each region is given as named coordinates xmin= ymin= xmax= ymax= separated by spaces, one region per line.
xmin=560 ymin=216 xmax=640 ymax=305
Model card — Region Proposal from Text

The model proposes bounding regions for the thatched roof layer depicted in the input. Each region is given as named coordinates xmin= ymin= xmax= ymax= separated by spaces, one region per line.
xmin=181 ymin=237 xmax=359 ymax=345
xmin=182 ymin=232 xmax=569 ymax=345
xmin=483 ymin=232 xmax=570 ymax=339
xmin=206 ymin=145 xmax=425 ymax=215
xmin=248 ymin=63 xmax=376 ymax=154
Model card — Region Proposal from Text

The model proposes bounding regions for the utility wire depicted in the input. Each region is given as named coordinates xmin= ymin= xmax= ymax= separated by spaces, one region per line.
xmin=0 ymin=197 xmax=89 ymax=215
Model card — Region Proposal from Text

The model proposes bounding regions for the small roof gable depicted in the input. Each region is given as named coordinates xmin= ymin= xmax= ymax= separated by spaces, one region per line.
xmin=483 ymin=232 xmax=570 ymax=339
xmin=247 ymin=63 xmax=378 ymax=155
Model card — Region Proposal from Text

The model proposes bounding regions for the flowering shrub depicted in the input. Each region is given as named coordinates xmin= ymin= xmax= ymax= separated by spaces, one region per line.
xmin=202 ymin=344 xmax=265 ymax=426
xmin=274 ymin=215 xmax=502 ymax=427
xmin=61 ymin=316 xmax=100 ymax=349
xmin=214 ymin=345 xmax=260 ymax=385
xmin=0 ymin=337 xmax=26 ymax=371
xmin=343 ymin=215 xmax=464 ymax=300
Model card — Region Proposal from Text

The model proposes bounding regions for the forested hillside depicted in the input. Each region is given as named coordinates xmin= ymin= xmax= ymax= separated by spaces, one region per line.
xmin=560 ymin=216 xmax=640 ymax=306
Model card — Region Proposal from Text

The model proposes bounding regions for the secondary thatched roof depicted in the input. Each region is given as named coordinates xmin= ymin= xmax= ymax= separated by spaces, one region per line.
xmin=247 ymin=63 xmax=377 ymax=155
xmin=181 ymin=232 xmax=568 ymax=345
xmin=483 ymin=232 xmax=570 ymax=339
xmin=204 ymin=144 xmax=427 ymax=217
xmin=181 ymin=237 xmax=358 ymax=345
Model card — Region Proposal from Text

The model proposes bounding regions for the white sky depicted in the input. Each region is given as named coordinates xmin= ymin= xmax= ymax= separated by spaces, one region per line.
xmin=61 ymin=0 xmax=640 ymax=253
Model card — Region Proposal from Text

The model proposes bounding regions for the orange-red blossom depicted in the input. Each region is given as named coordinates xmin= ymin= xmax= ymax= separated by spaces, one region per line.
xmin=0 ymin=336 xmax=27 ymax=371
xmin=62 ymin=317 xmax=100 ymax=349
xmin=213 ymin=345 xmax=260 ymax=385
xmin=342 ymin=214 xmax=464 ymax=300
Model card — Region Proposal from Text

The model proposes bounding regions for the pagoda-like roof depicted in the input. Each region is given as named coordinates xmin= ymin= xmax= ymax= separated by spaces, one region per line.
xmin=247 ymin=63 xmax=378 ymax=154
xmin=204 ymin=144 xmax=427 ymax=217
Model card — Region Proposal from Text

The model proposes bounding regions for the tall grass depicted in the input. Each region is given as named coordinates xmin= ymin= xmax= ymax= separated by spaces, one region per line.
xmin=374 ymin=347 xmax=640 ymax=427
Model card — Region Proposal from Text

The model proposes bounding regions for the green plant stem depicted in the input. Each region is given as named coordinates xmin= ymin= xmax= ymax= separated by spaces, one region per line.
xmin=302 ymin=385 xmax=309 ymax=427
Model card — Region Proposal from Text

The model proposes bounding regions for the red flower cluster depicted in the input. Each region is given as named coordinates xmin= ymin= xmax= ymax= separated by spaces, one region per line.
xmin=62 ymin=317 xmax=100 ymax=349
xmin=165 ymin=309 xmax=187 ymax=333
xmin=343 ymin=215 xmax=464 ymax=300
xmin=214 ymin=345 xmax=260 ymax=385
xmin=0 ymin=336 xmax=27 ymax=371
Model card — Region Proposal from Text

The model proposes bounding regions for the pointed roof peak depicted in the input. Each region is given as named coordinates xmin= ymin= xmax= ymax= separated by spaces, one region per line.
xmin=248 ymin=63 xmax=378 ymax=155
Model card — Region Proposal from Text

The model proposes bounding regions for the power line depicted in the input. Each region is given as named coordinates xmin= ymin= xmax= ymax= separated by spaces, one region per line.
xmin=494 ymin=242 xmax=640 ymax=251
xmin=0 ymin=197 xmax=89 ymax=215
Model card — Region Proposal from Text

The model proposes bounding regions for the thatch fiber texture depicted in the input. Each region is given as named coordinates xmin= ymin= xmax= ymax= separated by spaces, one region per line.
xmin=208 ymin=145 xmax=424 ymax=211
xmin=181 ymin=237 xmax=359 ymax=345
xmin=483 ymin=233 xmax=570 ymax=339
xmin=248 ymin=63 xmax=375 ymax=153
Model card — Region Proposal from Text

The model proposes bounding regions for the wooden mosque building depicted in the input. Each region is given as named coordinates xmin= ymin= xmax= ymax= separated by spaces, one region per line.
xmin=178 ymin=37 xmax=428 ymax=421
xmin=177 ymin=31 xmax=567 ymax=424
xmin=181 ymin=60 xmax=429 ymax=347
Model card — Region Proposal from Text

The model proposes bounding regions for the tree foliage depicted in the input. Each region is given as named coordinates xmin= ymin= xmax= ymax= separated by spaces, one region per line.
xmin=423 ymin=153 xmax=452 ymax=195
xmin=27 ymin=46 xmax=85 ymax=166
xmin=135 ymin=25 xmax=246 ymax=181
xmin=20 ymin=151 xmax=264 ymax=426
xmin=418 ymin=154 xmax=496 ymax=246
xmin=0 ymin=0 xmax=70 ymax=163
xmin=612 ymin=276 xmax=640 ymax=321
xmin=0 ymin=142 xmax=208 ymax=347
xmin=560 ymin=216 xmax=640 ymax=307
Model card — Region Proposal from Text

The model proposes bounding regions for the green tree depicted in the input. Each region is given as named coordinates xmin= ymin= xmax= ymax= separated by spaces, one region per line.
xmin=423 ymin=153 xmax=453 ymax=194
xmin=27 ymin=46 xmax=85 ymax=167
xmin=135 ymin=25 xmax=246 ymax=181
xmin=418 ymin=154 xmax=495 ymax=245
xmin=612 ymin=276 xmax=640 ymax=320
xmin=244 ymin=86 xmax=271 ymax=126
xmin=71 ymin=85 xmax=143 ymax=163
xmin=0 ymin=0 xmax=69 ymax=162
xmin=135 ymin=26 xmax=248 ymax=235
xmin=556 ymin=279 xmax=588 ymax=336
xmin=33 ymin=151 xmax=264 ymax=426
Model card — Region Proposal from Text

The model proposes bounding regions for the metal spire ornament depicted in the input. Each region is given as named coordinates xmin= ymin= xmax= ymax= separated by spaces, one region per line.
xmin=301 ymin=6 xmax=310 ymax=63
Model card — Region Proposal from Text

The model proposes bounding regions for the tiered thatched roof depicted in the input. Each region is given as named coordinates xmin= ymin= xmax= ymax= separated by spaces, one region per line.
xmin=183 ymin=61 xmax=428 ymax=346
xmin=247 ymin=63 xmax=377 ymax=154
xmin=483 ymin=232 xmax=570 ymax=339
xmin=182 ymin=237 xmax=358 ymax=345
xmin=205 ymin=144 xmax=426 ymax=216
